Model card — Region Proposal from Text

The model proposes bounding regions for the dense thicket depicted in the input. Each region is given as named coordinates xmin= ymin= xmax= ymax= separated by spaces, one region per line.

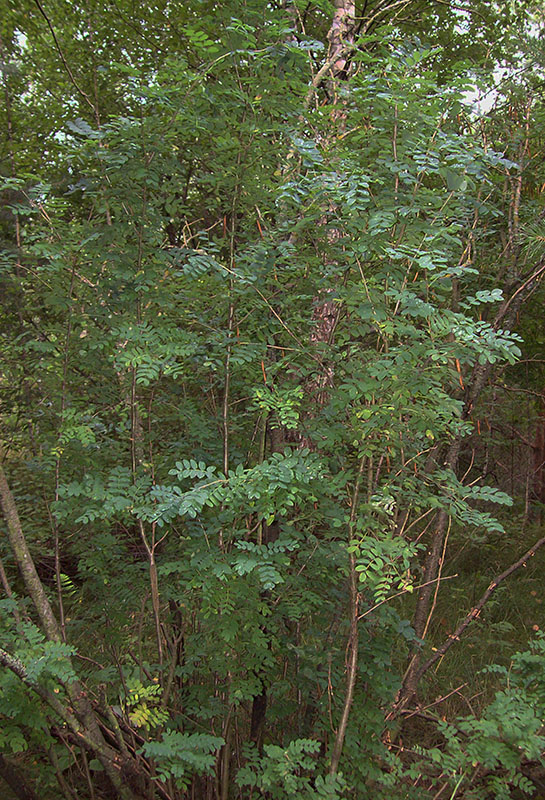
xmin=1 ymin=1 xmax=545 ymax=798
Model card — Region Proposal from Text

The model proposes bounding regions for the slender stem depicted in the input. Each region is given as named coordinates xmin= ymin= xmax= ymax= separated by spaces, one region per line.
xmin=0 ymin=556 xmax=22 ymax=627
xmin=256 ymin=415 xmax=267 ymax=547
xmin=0 ymin=34 xmax=21 ymax=275
xmin=48 ymin=746 xmax=79 ymax=800
xmin=222 ymin=299 xmax=234 ymax=478
xmin=80 ymin=748 xmax=96 ymax=800
xmin=138 ymin=521 xmax=163 ymax=669
xmin=32 ymin=0 xmax=97 ymax=113
xmin=415 ymin=534 xmax=545 ymax=685
xmin=330 ymin=453 xmax=366 ymax=774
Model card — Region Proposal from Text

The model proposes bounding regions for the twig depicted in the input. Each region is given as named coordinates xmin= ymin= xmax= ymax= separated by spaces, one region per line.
xmin=357 ymin=574 xmax=458 ymax=620
xmin=400 ymin=683 xmax=467 ymax=720
xmin=32 ymin=0 xmax=97 ymax=113
xmin=415 ymin=534 xmax=545 ymax=684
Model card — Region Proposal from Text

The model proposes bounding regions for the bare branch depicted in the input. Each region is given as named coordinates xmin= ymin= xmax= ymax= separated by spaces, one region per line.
xmin=32 ymin=0 xmax=97 ymax=114
xmin=414 ymin=534 xmax=545 ymax=684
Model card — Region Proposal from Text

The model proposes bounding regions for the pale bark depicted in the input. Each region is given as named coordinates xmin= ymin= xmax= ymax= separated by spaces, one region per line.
xmin=327 ymin=0 xmax=356 ymax=77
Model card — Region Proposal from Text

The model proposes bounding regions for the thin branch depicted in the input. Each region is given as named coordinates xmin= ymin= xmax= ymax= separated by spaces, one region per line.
xmin=357 ymin=573 xmax=458 ymax=621
xmin=494 ymin=260 xmax=545 ymax=328
xmin=415 ymin=534 xmax=545 ymax=684
xmin=399 ymin=683 xmax=468 ymax=721
xmin=0 ymin=556 xmax=22 ymax=627
xmin=32 ymin=0 xmax=97 ymax=113
xmin=330 ymin=453 xmax=366 ymax=775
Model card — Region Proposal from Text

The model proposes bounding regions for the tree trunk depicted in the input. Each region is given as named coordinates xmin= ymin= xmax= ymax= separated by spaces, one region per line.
xmin=0 ymin=452 xmax=145 ymax=800
xmin=532 ymin=396 xmax=545 ymax=522
xmin=0 ymin=754 xmax=40 ymax=800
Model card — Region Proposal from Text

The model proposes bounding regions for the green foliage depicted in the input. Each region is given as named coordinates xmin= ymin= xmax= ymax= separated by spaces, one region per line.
xmin=122 ymin=677 xmax=169 ymax=730
xmin=140 ymin=731 xmax=224 ymax=789
xmin=408 ymin=635 xmax=545 ymax=799
xmin=0 ymin=616 xmax=74 ymax=759
xmin=1 ymin=1 xmax=544 ymax=798
xmin=237 ymin=740 xmax=348 ymax=799
xmin=252 ymin=386 xmax=305 ymax=429
xmin=351 ymin=535 xmax=418 ymax=602
xmin=3 ymin=620 xmax=77 ymax=686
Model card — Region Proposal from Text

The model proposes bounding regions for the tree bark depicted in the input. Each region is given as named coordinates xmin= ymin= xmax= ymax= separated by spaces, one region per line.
xmin=0 ymin=451 xmax=144 ymax=800
xmin=0 ymin=453 xmax=61 ymax=643
xmin=327 ymin=0 xmax=356 ymax=78
xmin=0 ymin=754 xmax=40 ymax=800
